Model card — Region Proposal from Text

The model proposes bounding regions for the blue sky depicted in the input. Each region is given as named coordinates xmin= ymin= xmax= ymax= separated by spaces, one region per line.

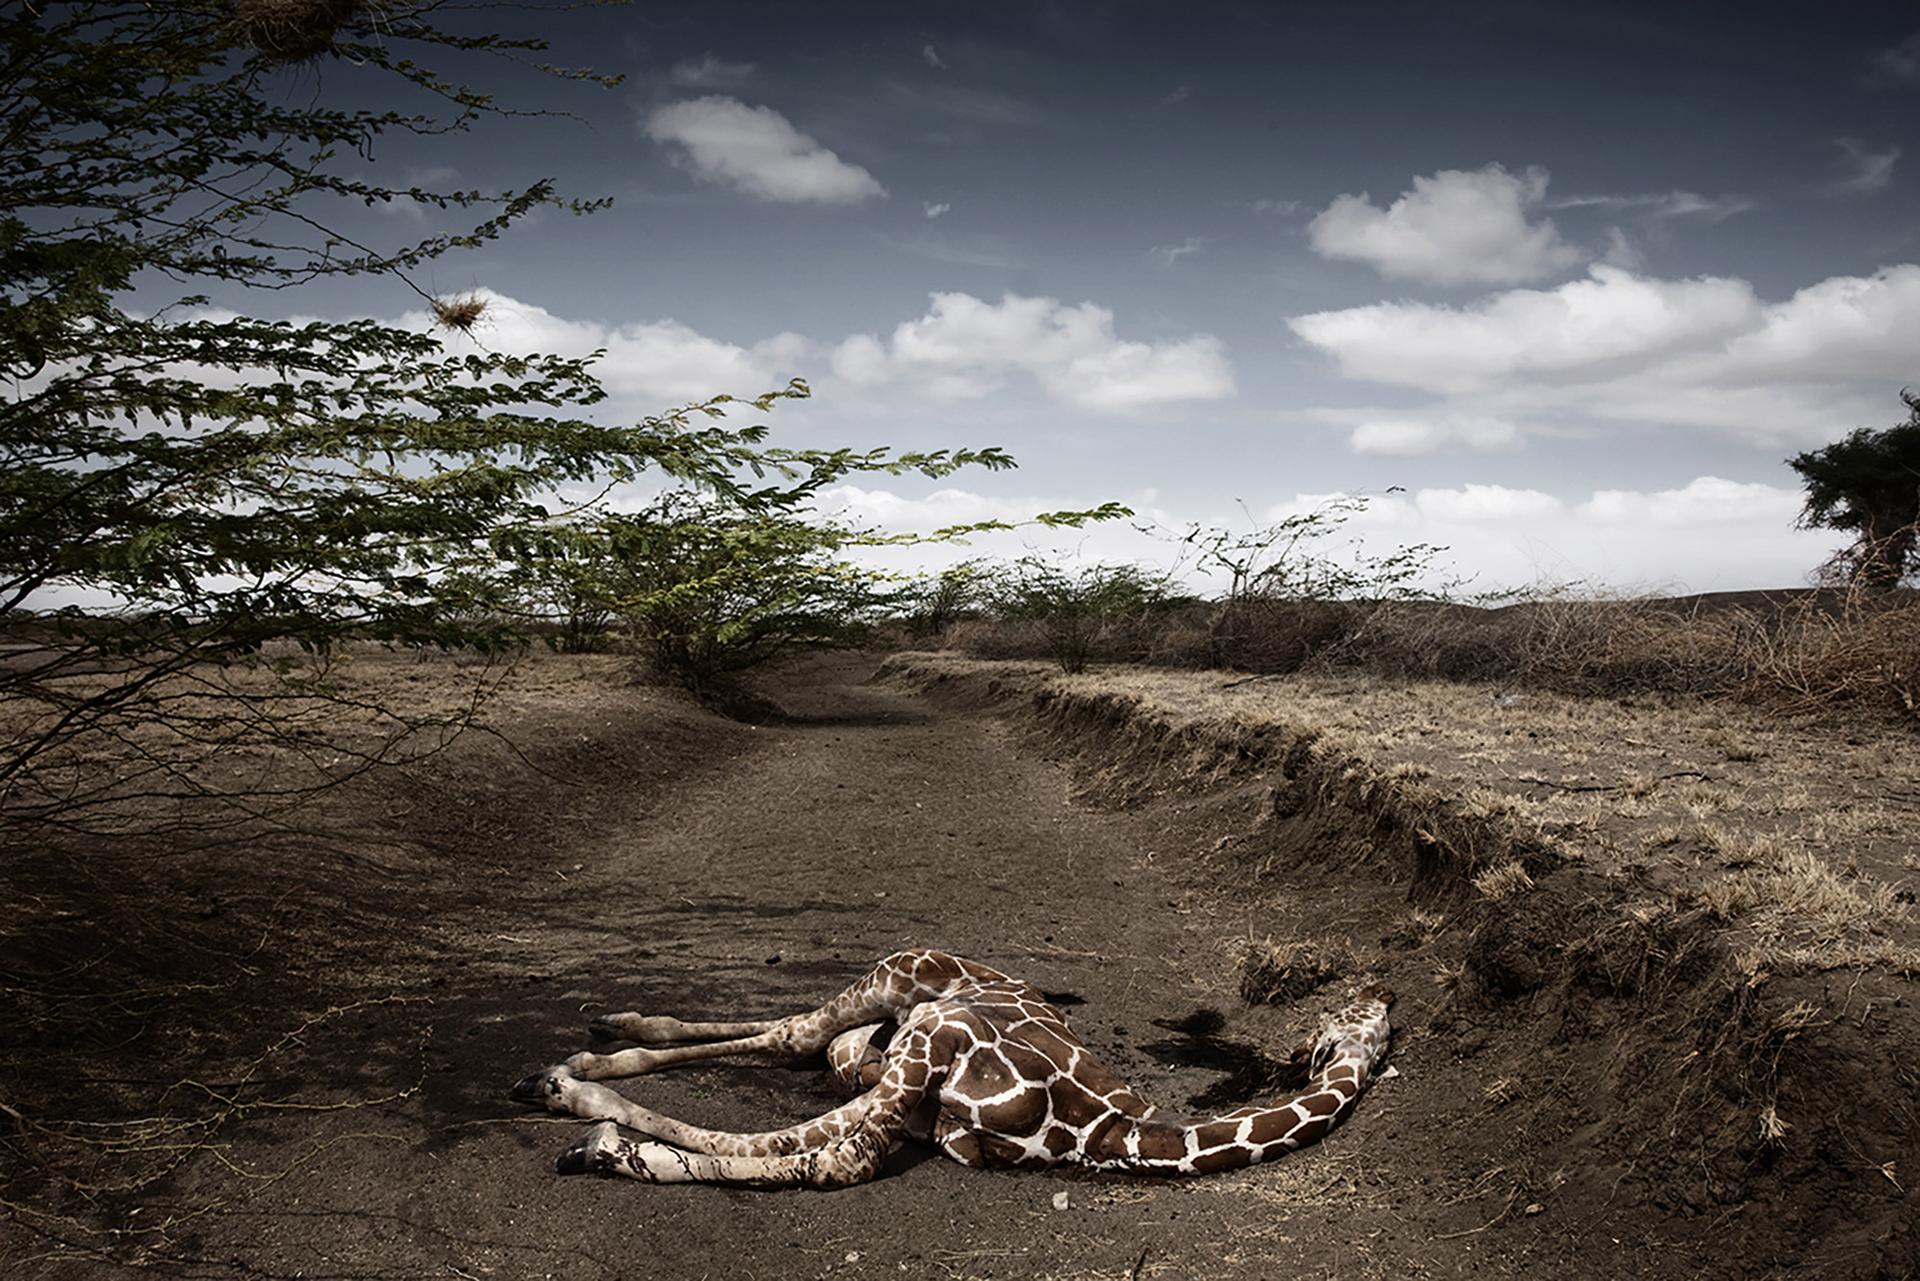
xmin=304 ymin=1 xmax=1920 ymax=591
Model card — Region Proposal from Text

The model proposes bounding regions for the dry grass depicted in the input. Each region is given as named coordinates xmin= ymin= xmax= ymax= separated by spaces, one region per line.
xmin=1237 ymin=937 xmax=1353 ymax=1006
xmin=947 ymin=588 xmax=1920 ymax=728
xmin=1471 ymin=860 xmax=1534 ymax=901
xmin=430 ymin=293 xmax=489 ymax=333
xmin=228 ymin=0 xmax=368 ymax=61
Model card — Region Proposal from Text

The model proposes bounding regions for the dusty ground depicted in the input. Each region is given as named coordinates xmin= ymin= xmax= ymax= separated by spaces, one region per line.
xmin=1 ymin=651 xmax=1914 ymax=1279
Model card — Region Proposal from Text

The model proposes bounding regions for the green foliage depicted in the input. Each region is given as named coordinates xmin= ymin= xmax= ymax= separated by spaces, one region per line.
xmin=988 ymin=559 xmax=1188 ymax=673
xmin=1788 ymin=392 xmax=1920 ymax=590
xmin=902 ymin=560 xmax=990 ymax=638
xmin=593 ymin=492 xmax=889 ymax=700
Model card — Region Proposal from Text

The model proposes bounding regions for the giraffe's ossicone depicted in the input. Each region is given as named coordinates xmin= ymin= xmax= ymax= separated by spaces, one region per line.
xmin=510 ymin=948 xmax=1393 ymax=1189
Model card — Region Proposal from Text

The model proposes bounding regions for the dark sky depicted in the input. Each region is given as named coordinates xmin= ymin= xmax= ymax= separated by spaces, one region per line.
xmin=287 ymin=0 xmax=1920 ymax=588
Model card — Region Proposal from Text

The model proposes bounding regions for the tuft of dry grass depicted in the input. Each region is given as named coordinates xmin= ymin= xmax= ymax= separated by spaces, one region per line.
xmin=1471 ymin=860 xmax=1534 ymax=901
xmin=228 ymin=0 xmax=368 ymax=61
xmin=1689 ymin=842 xmax=1910 ymax=942
xmin=1237 ymin=937 xmax=1353 ymax=1006
xmin=431 ymin=293 xmax=489 ymax=333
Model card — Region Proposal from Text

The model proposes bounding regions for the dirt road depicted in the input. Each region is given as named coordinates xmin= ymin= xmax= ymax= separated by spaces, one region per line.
xmin=4 ymin=656 xmax=1630 ymax=1279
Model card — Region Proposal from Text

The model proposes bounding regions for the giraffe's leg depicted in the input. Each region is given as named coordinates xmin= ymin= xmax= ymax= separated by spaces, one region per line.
xmin=556 ymin=1120 xmax=894 ymax=1190
xmin=519 ymin=950 xmax=975 ymax=1092
xmin=586 ymin=1013 xmax=779 ymax=1044
xmin=551 ymin=1015 xmax=952 ymax=1190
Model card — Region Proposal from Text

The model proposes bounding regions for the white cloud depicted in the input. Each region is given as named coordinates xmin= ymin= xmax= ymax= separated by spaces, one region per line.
xmin=922 ymin=44 xmax=945 ymax=69
xmin=1414 ymin=484 xmax=1563 ymax=523
xmin=1827 ymin=138 xmax=1899 ymax=196
xmin=826 ymin=333 xmax=891 ymax=386
xmin=1157 ymin=85 xmax=1191 ymax=108
xmin=1307 ymin=164 xmax=1587 ymax=285
xmin=1260 ymin=479 xmax=1837 ymax=592
xmin=1342 ymin=412 xmax=1523 ymax=456
xmin=1290 ymin=262 xmax=1920 ymax=446
xmin=665 ymin=55 xmax=755 ymax=89
xmin=405 ymin=289 xmax=809 ymax=404
xmin=1581 ymin=476 xmax=1803 ymax=526
xmin=923 ymin=201 xmax=952 ymax=219
xmin=1150 ymin=236 xmax=1204 ymax=267
xmin=1290 ymin=264 xmax=1761 ymax=395
xmin=832 ymin=291 xmax=1234 ymax=411
xmin=643 ymin=97 xmax=886 ymax=204
xmin=1249 ymin=198 xmax=1302 ymax=215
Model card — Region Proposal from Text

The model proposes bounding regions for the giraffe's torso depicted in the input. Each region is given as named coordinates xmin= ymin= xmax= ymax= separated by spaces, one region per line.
xmin=827 ymin=967 xmax=1159 ymax=1170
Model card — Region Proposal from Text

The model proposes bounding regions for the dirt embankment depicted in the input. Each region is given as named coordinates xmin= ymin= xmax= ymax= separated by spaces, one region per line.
xmin=882 ymin=653 xmax=1918 ymax=1280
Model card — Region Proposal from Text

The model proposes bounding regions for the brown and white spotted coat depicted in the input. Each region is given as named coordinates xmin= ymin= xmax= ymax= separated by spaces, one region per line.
xmin=511 ymin=948 xmax=1393 ymax=1189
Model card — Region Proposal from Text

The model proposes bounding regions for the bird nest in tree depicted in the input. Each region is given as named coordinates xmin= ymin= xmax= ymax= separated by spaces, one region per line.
xmin=431 ymin=294 xmax=489 ymax=334
xmin=228 ymin=0 xmax=368 ymax=62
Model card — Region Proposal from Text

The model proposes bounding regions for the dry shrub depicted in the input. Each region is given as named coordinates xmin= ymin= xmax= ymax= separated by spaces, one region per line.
xmin=945 ymin=617 xmax=1052 ymax=662
xmin=1237 ymin=937 xmax=1353 ymax=1006
xmin=1207 ymin=598 xmax=1359 ymax=673
xmin=229 ymin=0 xmax=369 ymax=61
xmin=1736 ymin=590 xmax=1920 ymax=719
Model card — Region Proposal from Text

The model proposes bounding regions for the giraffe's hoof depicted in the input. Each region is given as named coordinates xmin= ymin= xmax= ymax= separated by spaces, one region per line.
xmin=555 ymin=1123 xmax=616 ymax=1176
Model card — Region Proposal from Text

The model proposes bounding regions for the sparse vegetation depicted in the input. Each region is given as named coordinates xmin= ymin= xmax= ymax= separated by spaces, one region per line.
xmin=1789 ymin=390 xmax=1920 ymax=591
xmin=984 ymin=558 xmax=1190 ymax=673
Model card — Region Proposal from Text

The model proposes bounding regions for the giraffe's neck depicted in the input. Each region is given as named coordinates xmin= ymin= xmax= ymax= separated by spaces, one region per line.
xmin=1093 ymin=996 xmax=1389 ymax=1176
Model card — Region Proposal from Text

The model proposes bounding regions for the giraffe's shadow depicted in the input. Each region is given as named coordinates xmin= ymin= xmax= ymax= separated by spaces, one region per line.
xmin=1143 ymin=1008 xmax=1307 ymax=1112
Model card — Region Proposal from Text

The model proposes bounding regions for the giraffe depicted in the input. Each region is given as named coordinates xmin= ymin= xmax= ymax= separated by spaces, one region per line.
xmin=510 ymin=948 xmax=1393 ymax=1189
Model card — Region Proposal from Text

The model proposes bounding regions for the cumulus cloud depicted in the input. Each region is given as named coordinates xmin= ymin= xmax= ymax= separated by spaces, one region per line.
xmin=1582 ymin=476 xmax=1802 ymax=526
xmin=922 ymin=44 xmax=945 ymax=69
xmin=1288 ymin=262 xmax=1920 ymax=444
xmin=923 ymin=201 xmax=952 ymax=219
xmin=1827 ymin=138 xmax=1899 ymax=196
xmin=829 ymin=291 xmax=1234 ymax=411
xmin=644 ymin=97 xmax=886 ymax=204
xmin=1263 ymin=478 xmax=1837 ymax=591
xmin=1307 ymin=164 xmax=1587 ymax=285
xmin=1339 ymin=412 xmax=1523 ymax=456
xmin=1413 ymin=484 xmax=1563 ymax=523
xmin=403 ymin=289 xmax=810 ymax=405
xmin=1290 ymin=265 xmax=1761 ymax=395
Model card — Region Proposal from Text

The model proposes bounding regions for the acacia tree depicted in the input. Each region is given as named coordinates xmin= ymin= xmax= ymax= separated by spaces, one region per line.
xmin=1789 ymin=392 xmax=1920 ymax=591
xmin=0 ymin=2 xmax=1015 ymax=827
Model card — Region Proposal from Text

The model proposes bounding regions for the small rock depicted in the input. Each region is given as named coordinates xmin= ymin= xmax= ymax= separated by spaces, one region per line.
xmin=1524 ymin=1202 xmax=1544 ymax=1216
xmin=1051 ymin=1190 xmax=1071 ymax=1212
